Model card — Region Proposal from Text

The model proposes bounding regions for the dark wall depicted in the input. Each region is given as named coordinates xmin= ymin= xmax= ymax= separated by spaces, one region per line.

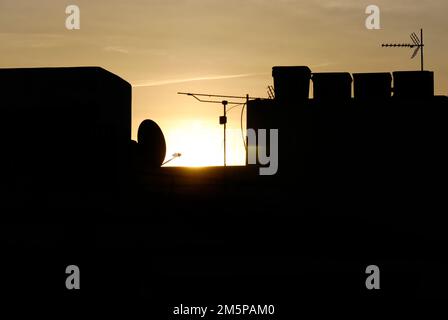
xmin=0 ymin=67 xmax=132 ymax=193
xmin=247 ymin=66 xmax=448 ymax=217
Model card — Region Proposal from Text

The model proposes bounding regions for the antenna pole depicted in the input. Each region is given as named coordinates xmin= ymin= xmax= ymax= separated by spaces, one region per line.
xmin=178 ymin=92 xmax=266 ymax=167
xmin=222 ymin=100 xmax=228 ymax=167
xmin=381 ymin=28 xmax=426 ymax=71
xmin=224 ymin=102 xmax=226 ymax=167
xmin=420 ymin=28 xmax=424 ymax=71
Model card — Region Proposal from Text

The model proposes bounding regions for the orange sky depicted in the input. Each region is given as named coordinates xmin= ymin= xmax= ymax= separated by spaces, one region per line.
xmin=1 ymin=0 xmax=447 ymax=166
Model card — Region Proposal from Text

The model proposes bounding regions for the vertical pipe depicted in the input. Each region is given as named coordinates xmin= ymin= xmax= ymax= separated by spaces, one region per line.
xmin=223 ymin=102 xmax=227 ymax=166
xmin=245 ymin=94 xmax=249 ymax=165
xmin=420 ymin=28 xmax=424 ymax=71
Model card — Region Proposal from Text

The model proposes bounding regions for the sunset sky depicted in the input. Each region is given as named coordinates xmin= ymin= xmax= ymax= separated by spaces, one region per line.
xmin=1 ymin=0 xmax=447 ymax=166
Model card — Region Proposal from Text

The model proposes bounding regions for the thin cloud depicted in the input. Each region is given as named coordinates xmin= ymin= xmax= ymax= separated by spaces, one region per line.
xmin=311 ymin=62 xmax=332 ymax=67
xmin=132 ymin=73 xmax=266 ymax=87
xmin=103 ymin=46 xmax=130 ymax=54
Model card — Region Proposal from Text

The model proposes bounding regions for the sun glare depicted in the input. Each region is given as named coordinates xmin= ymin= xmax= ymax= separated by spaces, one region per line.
xmin=163 ymin=120 xmax=246 ymax=167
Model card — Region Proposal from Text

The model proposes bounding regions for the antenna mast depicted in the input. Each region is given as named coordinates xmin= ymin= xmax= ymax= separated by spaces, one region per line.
xmin=178 ymin=92 xmax=264 ymax=166
xmin=382 ymin=28 xmax=425 ymax=71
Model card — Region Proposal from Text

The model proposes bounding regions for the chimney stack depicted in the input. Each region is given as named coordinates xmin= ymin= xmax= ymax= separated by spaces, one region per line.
xmin=353 ymin=73 xmax=392 ymax=100
xmin=272 ymin=66 xmax=311 ymax=103
xmin=393 ymin=71 xmax=434 ymax=99
xmin=312 ymin=72 xmax=352 ymax=101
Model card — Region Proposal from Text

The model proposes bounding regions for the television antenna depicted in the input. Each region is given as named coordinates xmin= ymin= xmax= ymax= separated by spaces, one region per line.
xmin=178 ymin=92 xmax=265 ymax=166
xmin=381 ymin=28 xmax=425 ymax=71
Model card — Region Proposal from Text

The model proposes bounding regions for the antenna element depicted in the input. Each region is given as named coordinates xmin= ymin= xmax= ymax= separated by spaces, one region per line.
xmin=381 ymin=28 xmax=425 ymax=71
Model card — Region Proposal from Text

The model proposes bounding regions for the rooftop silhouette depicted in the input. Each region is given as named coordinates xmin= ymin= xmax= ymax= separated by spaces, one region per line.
xmin=1 ymin=65 xmax=447 ymax=305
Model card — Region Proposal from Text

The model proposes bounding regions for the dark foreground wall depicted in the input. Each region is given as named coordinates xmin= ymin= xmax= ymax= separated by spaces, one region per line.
xmin=1 ymin=66 xmax=447 ymax=314
xmin=0 ymin=67 xmax=132 ymax=194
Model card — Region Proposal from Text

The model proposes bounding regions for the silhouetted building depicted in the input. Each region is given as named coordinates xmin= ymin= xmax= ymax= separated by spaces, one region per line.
xmin=1 ymin=64 xmax=447 ymax=304
xmin=246 ymin=66 xmax=448 ymax=197
xmin=0 ymin=67 xmax=131 ymax=192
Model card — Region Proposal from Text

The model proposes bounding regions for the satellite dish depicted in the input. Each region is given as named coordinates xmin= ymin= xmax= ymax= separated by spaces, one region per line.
xmin=137 ymin=119 xmax=166 ymax=168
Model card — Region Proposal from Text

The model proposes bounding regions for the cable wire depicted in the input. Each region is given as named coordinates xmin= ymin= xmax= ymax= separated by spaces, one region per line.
xmin=240 ymin=102 xmax=247 ymax=152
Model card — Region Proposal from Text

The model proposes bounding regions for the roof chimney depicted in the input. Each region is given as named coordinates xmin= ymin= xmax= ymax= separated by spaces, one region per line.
xmin=353 ymin=73 xmax=392 ymax=100
xmin=312 ymin=72 xmax=352 ymax=101
xmin=393 ymin=71 xmax=434 ymax=99
xmin=272 ymin=66 xmax=311 ymax=103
